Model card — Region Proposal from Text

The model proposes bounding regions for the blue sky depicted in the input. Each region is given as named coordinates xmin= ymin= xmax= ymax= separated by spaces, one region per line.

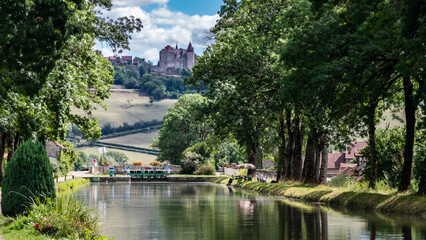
xmin=98 ymin=0 xmax=223 ymax=62
xmin=167 ymin=0 xmax=223 ymax=15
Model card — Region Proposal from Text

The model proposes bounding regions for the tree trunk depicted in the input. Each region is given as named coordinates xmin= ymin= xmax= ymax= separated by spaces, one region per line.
xmin=286 ymin=111 xmax=294 ymax=178
xmin=418 ymin=157 xmax=426 ymax=195
xmin=399 ymin=76 xmax=416 ymax=192
xmin=368 ymin=107 xmax=378 ymax=189
xmin=0 ymin=133 xmax=5 ymax=185
xmin=6 ymin=128 xmax=16 ymax=162
xmin=319 ymin=133 xmax=329 ymax=185
xmin=293 ymin=116 xmax=303 ymax=180
xmin=314 ymin=137 xmax=321 ymax=183
xmin=304 ymin=135 xmax=316 ymax=183
xmin=277 ymin=111 xmax=287 ymax=181
xmin=247 ymin=140 xmax=259 ymax=167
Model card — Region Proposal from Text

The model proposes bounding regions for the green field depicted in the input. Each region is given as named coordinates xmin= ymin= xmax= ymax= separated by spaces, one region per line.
xmin=102 ymin=130 xmax=159 ymax=148
xmin=76 ymin=146 xmax=157 ymax=164
xmin=75 ymin=90 xmax=177 ymax=127
xmin=71 ymin=89 xmax=173 ymax=162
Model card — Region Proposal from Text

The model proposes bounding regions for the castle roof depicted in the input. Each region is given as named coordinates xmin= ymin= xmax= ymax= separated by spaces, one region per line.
xmin=187 ymin=42 xmax=194 ymax=52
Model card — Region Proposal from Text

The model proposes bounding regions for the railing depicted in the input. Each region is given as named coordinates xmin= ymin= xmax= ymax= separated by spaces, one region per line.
xmin=126 ymin=167 xmax=174 ymax=178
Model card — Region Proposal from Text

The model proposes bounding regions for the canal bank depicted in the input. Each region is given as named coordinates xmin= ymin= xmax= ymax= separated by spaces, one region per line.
xmin=83 ymin=175 xmax=220 ymax=183
xmin=210 ymin=177 xmax=426 ymax=217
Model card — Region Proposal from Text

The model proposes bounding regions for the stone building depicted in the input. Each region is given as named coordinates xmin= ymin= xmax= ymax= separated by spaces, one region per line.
xmin=152 ymin=42 xmax=195 ymax=74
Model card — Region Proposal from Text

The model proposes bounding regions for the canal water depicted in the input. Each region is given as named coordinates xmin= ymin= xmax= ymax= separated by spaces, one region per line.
xmin=72 ymin=183 xmax=426 ymax=240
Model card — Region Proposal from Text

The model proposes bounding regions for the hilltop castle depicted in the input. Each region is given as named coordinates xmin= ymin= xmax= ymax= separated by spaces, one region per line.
xmin=152 ymin=42 xmax=195 ymax=74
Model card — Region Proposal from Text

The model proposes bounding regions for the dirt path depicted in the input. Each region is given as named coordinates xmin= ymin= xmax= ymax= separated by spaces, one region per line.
xmin=56 ymin=171 xmax=95 ymax=182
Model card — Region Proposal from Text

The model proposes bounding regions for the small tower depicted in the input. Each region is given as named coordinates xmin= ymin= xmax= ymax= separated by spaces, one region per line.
xmin=186 ymin=42 xmax=195 ymax=70
xmin=175 ymin=43 xmax=178 ymax=49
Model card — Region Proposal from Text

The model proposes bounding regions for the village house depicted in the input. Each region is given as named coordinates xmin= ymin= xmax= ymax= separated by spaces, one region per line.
xmin=327 ymin=141 xmax=368 ymax=176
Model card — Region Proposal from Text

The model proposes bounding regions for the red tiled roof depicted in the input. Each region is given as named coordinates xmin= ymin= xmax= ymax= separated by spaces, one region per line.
xmin=327 ymin=152 xmax=346 ymax=169
xmin=346 ymin=142 xmax=367 ymax=159
xmin=340 ymin=163 xmax=357 ymax=172
xmin=122 ymin=56 xmax=132 ymax=61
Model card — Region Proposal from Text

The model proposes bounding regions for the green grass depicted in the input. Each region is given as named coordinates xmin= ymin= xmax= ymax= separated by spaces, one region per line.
xmin=74 ymin=91 xmax=177 ymax=127
xmin=102 ymin=130 xmax=159 ymax=148
xmin=169 ymin=175 xmax=219 ymax=178
xmin=56 ymin=178 xmax=90 ymax=192
xmin=76 ymin=146 xmax=157 ymax=164
xmin=210 ymin=177 xmax=426 ymax=216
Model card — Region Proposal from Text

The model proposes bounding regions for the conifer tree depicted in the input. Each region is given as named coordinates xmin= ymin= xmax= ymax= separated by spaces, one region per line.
xmin=1 ymin=140 xmax=55 ymax=216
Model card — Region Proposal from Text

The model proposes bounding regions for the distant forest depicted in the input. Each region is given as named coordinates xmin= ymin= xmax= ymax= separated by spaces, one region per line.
xmin=113 ymin=62 xmax=192 ymax=100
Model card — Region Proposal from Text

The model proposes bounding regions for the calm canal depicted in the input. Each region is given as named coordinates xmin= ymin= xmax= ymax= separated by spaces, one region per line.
xmin=72 ymin=183 xmax=426 ymax=240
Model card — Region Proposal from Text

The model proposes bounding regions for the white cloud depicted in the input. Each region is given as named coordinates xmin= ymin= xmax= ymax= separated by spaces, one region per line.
xmin=96 ymin=3 xmax=219 ymax=63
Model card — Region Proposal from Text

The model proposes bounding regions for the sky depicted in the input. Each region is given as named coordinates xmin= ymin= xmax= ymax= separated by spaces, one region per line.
xmin=96 ymin=0 xmax=224 ymax=63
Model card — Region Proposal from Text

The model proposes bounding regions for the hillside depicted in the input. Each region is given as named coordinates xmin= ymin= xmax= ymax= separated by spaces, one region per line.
xmin=86 ymin=90 xmax=176 ymax=127
xmin=74 ymin=89 xmax=177 ymax=163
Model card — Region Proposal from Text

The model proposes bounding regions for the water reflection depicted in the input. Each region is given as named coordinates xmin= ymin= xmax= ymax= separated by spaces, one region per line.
xmin=71 ymin=183 xmax=426 ymax=240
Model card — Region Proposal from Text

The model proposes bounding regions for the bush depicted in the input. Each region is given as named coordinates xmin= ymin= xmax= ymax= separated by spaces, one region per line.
xmin=180 ymin=152 xmax=202 ymax=174
xmin=194 ymin=165 xmax=216 ymax=175
xmin=105 ymin=151 xmax=129 ymax=165
xmin=1 ymin=140 xmax=56 ymax=216
xmin=6 ymin=196 xmax=105 ymax=239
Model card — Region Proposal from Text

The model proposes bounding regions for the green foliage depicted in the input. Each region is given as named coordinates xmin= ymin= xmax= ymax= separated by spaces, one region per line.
xmin=362 ymin=127 xmax=405 ymax=187
xmin=184 ymin=141 xmax=213 ymax=163
xmin=214 ymin=140 xmax=245 ymax=168
xmin=156 ymin=94 xmax=212 ymax=164
xmin=101 ymin=119 xmax=162 ymax=136
xmin=413 ymin=127 xmax=426 ymax=181
xmin=56 ymin=178 xmax=90 ymax=192
xmin=1 ymin=140 xmax=56 ymax=216
xmin=180 ymin=152 xmax=203 ymax=174
xmin=105 ymin=151 xmax=129 ymax=165
xmin=194 ymin=165 xmax=216 ymax=175
xmin=50 ymin=159 xmax=60 ymax=178
xmin=6 ymin=196 xmax=105 ymax=239
xmin=113 ymin=64 xmax=188 ymax=100
xmin=362 ymin=126 xmax=425 ymax=188
xmin=0 ymin=0 xmax=142 ymax=168
xmin=58 ymin=142 xmax=79 ymax=177
xmin=74 ymin=151 xmax=89 ymax=171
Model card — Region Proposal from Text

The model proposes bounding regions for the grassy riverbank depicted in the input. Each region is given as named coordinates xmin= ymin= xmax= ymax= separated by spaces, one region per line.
xmin=0 ymin=178 xmax=95 ymax=240
xmin=56 ymin=177 xmax=90 ymax=192
xmin=211 ymin=177 xmax=426 ymax=217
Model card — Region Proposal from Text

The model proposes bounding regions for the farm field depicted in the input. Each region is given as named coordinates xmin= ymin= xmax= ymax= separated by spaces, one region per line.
xmin=76 ymin=146 xmax=157 ymax=164
xmin=74 ymin=90 xmax=177 ymax=127
xmin=102 ymin=130 xmax=159 ymax=148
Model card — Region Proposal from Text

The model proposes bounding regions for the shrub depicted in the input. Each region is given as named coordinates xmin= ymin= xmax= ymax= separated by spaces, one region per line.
xmin=105 ymin=151 xmax=129 ymax=165
xmin=180 ymin=152 xmax=202 ymax=174
xmin=1 ymin=140 xmax=56 ymax=216
xmin=6 ymin=196 xmax=105 ymax=239
xmin=194 ymin=165 xmax=216 ymax=175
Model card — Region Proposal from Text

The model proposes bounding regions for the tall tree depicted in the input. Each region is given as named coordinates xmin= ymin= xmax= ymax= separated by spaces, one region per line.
xmin=0 ymin=0 xmax=142 ymax=183
xmin=154 ymin=94 xmax=212 ymax=164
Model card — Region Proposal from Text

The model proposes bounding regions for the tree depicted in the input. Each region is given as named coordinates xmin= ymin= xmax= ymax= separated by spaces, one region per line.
xmin=105 ymin=151 xmax=129 ymax=165
xmin=1 ymin=140 xmax=55 ymax=216
xmin=0 ymin=0 xmax=142 ymax=183
xmin=155 ymin=94 xmax=212 ymax=164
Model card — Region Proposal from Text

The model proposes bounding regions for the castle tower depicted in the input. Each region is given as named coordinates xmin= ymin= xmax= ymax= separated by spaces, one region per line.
xmin=186 ymin=42 xmax=195 ymax=70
